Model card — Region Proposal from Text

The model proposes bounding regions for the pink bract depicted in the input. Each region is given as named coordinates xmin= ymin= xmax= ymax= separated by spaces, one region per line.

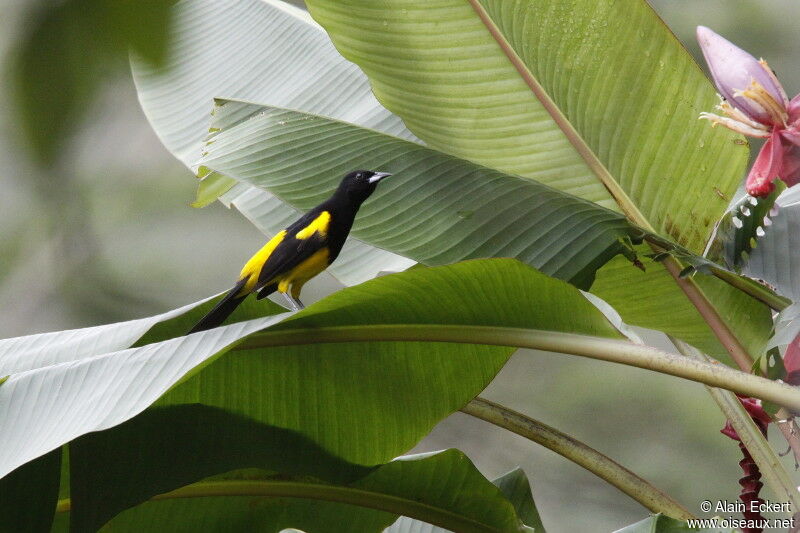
xmin=697 ymin=26 xmax=800 ymax=196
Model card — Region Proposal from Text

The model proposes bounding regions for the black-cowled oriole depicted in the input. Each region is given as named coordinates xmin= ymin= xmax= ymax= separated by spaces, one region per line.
xmin=188 ymin=169 xmax=392 ymax=333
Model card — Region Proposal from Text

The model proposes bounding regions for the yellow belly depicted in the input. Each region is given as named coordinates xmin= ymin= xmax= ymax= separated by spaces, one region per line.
xmin=276 ymin=248 xmax=330 ymax=297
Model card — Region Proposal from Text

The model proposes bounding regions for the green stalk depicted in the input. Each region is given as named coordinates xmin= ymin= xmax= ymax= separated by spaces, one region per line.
xmin=707 ymin=266 xmax=790 ymax=312
xmin=237 ymin=325 xmax=800 ymax=411
xmin=461 ymin=397 xmax=694 ymax=520
xmin=55 ymin=481 xmax=499 ymax=533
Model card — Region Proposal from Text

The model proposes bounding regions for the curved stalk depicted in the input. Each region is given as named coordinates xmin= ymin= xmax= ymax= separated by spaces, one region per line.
xmin=55 ymin=481 xmax=498 ymax=533
xmin=237 ymin=325 xmax=800 ymax=412
xmin=461 ymin=397 xmax=694 ymax=520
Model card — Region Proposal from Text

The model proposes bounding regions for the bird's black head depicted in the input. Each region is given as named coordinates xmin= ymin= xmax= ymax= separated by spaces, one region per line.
xmin=335 ymin=169 xmax=392 ymax=204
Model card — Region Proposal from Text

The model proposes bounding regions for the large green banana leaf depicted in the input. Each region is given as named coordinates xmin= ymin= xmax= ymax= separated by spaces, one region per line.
xmin=0 ymin=310 xmax=290 ymax=481
xmin=90 ymin=450 xmax=539 ymax=533
xmin=301 ymin=0 xmax=773 ymax=360
xmin=590 ymin=253 xmax=772 ymax=358
xmin=0 ymin=259 xmax=621 ymax=480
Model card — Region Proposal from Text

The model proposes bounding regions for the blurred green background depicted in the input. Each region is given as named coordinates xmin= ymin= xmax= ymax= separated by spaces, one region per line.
xmin=1 ymin=1 xmax=798 ymax=531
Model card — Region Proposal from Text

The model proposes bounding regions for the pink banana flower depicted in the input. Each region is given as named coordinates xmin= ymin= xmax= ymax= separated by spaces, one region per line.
xmin=697 ymin=26 xmax=800 ymax=197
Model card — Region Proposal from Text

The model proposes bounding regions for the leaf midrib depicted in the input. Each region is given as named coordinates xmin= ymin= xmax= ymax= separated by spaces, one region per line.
xmin=465 ymin=0 xmax=654 ymax=231
xmin=233 ymin=323 xmax=800 ymax=412
xmin=57 ymin=480 xmax=510 ymax=533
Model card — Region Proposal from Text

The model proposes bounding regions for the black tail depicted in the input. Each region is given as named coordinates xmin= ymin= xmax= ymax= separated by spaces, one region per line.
xmin=188 ymin=281 xmax=248 ymax=334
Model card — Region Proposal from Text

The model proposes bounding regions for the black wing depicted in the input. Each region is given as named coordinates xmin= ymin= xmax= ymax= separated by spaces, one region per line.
xmin=253 ymin=208 xmax=330 ymax=291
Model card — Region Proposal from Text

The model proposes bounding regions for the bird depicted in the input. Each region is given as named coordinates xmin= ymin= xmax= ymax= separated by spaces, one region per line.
xmin=187 ymin=169 xmax=392 ymax=334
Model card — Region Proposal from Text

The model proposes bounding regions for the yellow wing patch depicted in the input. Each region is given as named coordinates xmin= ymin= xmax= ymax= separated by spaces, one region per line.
xmin=295 ymin=211 xmax=331 ymax=240
xmin=238 ymin=230 xmax=287 ymax=294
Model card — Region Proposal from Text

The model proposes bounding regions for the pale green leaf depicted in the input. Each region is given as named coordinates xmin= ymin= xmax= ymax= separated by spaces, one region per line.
xmin=742 ymin=189 xmax=800 ymax=302
xmin=707 ymin=185 xmax=783 ymax=271
xmin=0 ymin=298 xmax=207 ymax=375
xmin=0 ymin=313 xmax=291 ymax=479
xmin=742 ymin=189 xmax=800 ymax=348
xmin=131 ymin=0 xmax=416 ymax=284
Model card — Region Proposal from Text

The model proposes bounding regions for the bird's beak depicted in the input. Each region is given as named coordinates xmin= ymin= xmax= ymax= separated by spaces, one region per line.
xmin=368 ymin=172 xmax=392 ymax=184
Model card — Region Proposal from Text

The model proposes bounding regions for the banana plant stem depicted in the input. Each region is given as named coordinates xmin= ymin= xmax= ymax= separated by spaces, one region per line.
xmin=661 ymin=258 xmax=754 ymax=371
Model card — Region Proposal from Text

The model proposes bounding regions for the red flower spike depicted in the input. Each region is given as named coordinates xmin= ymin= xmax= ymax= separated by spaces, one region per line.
xmin=721 ymin=397 xmax=770 ymax=533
